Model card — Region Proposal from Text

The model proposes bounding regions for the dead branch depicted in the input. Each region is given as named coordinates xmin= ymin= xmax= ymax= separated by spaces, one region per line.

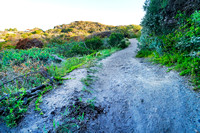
xmin=0 ymin=68 xmax=54 ymax=88
xmin=0 ymin=71 xmax=39 ymax=88
xmin=52 ymin=54 xmax=65 ymax=62
xmin=0 ymin=77 xmax=54 ymax=102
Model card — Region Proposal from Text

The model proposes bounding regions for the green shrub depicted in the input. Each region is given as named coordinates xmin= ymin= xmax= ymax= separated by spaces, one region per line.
xmin=85 ymin=36 xmax=103 ymax=50
xmin=115 ymin=25 xmax=142 ymax=38
xmin=152 ymin=52 xmax=200 ymax=83
xmin=136 ymin=48 xmax=153 ymax=58
xmin=118 ymin=38 xmax=131 ymax=49
xmin=1 ymin=48 xmax=55 ymax=66
xmin=45 ymin=41 xmax=93 ymax=57
xmin=49 ymin=38 xmax=66 ymax=44
xmin=70 ymin=42 xmax=92 ymax=56
xmin=32 ymin=30 xmax=44 ymax=34
xmin=135 ymin=30 xmax=141 ymax=38
xmin=3 ymin=45 xmax=16 ymax=49
xmin=108 ymin=32 xmax=124 ymax=47
xmin=140 ymin=9 xmax=200 ymax=54
xmin=1 ymin=93 xmax=27 ymax=127
xmin=0 ymin=42 xmax=6 ymax=50
xmin=115 ymin=26 xmax=130 ymax=38
xmin=61 ymin=28 xmax=74 ymax=33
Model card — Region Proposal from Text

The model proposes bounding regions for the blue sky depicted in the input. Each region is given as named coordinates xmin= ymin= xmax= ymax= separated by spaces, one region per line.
xmin=0 ymin=0 xmax=146 ymax=31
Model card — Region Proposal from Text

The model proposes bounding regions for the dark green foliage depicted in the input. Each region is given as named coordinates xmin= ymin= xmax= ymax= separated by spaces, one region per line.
xmin=116 ymin=25 xmax=142 ymax=38
xmin=0 ymin=42 xmax=6 ymax=50
xmin=175 ymin=11 xmax=200 ymax=52
xmin=116 ymin=26 xmax=131 ymax=38
xmin=108 ymin=33 xmax=124 ymax=47
xmin=138 ymin=1 xmax=200 ymax=90
xmin=61 ymin=28 xmax=74 ymax=33
xmin=85 ymin=36 xmax=103 ymax=50
xmin=140 ymin=0 xmax=200 ymax=53
xmin=118 ymin=38 xmax=131 ymax=49
xmin=142 ymin=11 xmax=200 ymax=53
xmin=49 ymin=38 xmax=66 ymax=44
xmin=136 ymin=48 xmax=153 ymax=58
xmin=142 ymin=0 xmax=200 ymax=36
xmin=0 ymin=92 xmax=27 ymax=127
xmin=140 ymin=1 xmax=200 ymax=53
xmin=70 ymin=42 xmax=92 ymax=56
xmin=46 ymin=41 xmax=92 ymax=57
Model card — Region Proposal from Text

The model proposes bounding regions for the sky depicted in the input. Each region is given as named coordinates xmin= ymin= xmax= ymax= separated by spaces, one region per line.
xmin=0 ymin=0 xmax=146 ymax=31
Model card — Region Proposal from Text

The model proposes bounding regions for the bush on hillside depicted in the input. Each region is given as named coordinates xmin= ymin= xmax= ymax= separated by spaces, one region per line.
xmin=49 ymin=37 xmax=66 ymax=44
xmin=0 ymin=42 xmax=6 ymax=50
xmin=115 ymin=25 xmax=142 ymax=38
xmin=86 ymin=31 xmax=112 ymax=39
xmin=61 ymin=28 xmax=74 ymax=33
xmin=15 ymin=38 xmax=44 ymax=50
xmin=118 ymin=38 xmax=131 ymax=49
xmin=85 ymin=36 xmax=103 ymax=50
xmin=108 ymin=32 xmax=124 ymax=47
xmin=45 ymin=41 xmax=92 ymax=57
xmin=70 ymin=42 xmax=92 ymax=56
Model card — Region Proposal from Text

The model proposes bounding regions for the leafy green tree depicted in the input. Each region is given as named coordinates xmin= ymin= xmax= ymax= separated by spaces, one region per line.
xmin=140 ymin=0 xmax=200 ymax=52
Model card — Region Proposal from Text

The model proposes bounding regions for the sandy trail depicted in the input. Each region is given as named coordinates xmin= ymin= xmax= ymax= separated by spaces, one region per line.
xmin=84 ymin=39 xmax=200 ymax=133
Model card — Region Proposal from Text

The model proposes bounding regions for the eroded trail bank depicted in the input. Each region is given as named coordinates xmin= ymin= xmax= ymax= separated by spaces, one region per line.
xmin=84 ymin=39 xmax=200 ymax=133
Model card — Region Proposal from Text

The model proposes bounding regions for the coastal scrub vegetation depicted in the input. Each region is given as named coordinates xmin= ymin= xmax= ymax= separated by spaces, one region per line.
xmin=137 ymin=0 xmax=200 ymax=90
xmin=0 ymin=21 xmax=141 ymax=50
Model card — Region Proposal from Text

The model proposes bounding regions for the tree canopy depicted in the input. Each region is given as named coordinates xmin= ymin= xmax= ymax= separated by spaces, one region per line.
xmin=142 ymin=0 xmax=200 ymax=36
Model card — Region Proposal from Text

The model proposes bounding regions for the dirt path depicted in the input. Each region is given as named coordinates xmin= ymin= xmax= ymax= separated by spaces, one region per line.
xmin=84 ymin=39 xmax=200 ymax=132
xmin=1 ymin=39 xmax=200 ymax=133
